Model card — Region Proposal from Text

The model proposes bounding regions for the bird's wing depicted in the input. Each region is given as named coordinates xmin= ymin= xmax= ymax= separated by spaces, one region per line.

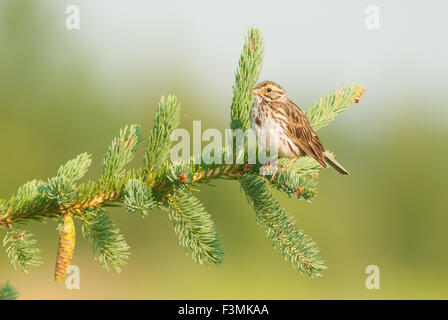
xmin=274 ymin=100 xmax=328 ymax=168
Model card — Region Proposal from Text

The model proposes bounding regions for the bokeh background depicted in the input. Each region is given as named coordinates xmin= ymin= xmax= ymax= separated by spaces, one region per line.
xmin=1 ymin=0 xmax=447 ymax=299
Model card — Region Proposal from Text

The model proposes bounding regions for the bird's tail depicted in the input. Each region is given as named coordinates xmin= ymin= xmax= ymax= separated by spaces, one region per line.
xmin=324 ymin=152 xmax=349 ymax=175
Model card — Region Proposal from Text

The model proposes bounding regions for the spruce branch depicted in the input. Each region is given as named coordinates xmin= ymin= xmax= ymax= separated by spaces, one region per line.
xmin=1 ymin=180 xmax=53 ymax=224
xmin=57 ymin=152 xmax=92 ymax=183
xmin=145 ymin=95 xmax=180 ymax=182
xmin=167 ymin=189 xmax=224 ymax=265
xmin=0 ymin=27 xmax=365 ymax=282
xmin=3 ymin=226 xmax=42 ymax=273
xmin=81 ymin=210 xmax=130 ymax=272
xmin=279 ymin=155 xmax=322 ymax=179
xmin=230 ymin=28 xmax=264 ymax=131
xmin=46 ymin=177 xmax=77 ymax=207
xmin=270 ymin=169 xmax=318 ymax=202
xmin=0 ymin=281 xmax=19 ymax=300
xmin=306 ymin=84 xmax=366 ymax=131
xmin=102 ymin=124 xmax=141 ymax=181
xmin=240 ymin=174 xmax=326 ymax=277
xmin=229 ymin=28 xmax=327 ymax=274
xmin=124 ymin=179 xmax=154 ymax=216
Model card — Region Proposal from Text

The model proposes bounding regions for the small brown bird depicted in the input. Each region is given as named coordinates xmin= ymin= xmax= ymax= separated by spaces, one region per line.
xmin=250 ymin=80 xmax=349 ymax=178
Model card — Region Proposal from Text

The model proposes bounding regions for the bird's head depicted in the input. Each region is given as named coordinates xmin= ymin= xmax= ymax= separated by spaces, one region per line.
xmin=250 ymin=81 xmax=287 ymax=102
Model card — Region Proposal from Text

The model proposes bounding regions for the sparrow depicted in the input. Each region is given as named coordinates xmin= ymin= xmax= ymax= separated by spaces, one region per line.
xmin=250 ymin=80 xmax=349 ymax=179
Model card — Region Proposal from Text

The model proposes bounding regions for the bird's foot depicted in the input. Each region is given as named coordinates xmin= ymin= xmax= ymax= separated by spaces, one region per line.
xmin=259 ymin=163 xmax=275 ymax=179
xmin=266 ymin=157 xmax=298 ymax=183
xmin=269 ymin=168 xmax=280 ymax=182
xmin=259 ymin=163 xmax=280 ymax=182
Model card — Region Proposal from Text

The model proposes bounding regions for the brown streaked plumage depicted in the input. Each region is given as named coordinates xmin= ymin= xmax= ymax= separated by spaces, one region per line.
xmin=250 ymin=80 xmax=349 ymax=176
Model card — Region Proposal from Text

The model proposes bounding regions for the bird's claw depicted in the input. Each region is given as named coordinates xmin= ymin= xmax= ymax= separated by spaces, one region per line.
xmin=260 ymin=163 xmax=282 ymax=183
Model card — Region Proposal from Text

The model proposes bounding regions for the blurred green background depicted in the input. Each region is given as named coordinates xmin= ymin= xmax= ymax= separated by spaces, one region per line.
xmin=1 ymin=0 xmax=447 ymax=299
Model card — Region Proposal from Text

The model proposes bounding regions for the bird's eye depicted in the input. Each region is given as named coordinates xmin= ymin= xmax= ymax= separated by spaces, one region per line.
xmin=267 ymin=88 xmax=272 ymax=92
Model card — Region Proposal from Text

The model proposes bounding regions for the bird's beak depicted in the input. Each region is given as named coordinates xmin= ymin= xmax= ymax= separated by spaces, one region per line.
xmin=250 ymin=88 xmax=260 ymax=95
